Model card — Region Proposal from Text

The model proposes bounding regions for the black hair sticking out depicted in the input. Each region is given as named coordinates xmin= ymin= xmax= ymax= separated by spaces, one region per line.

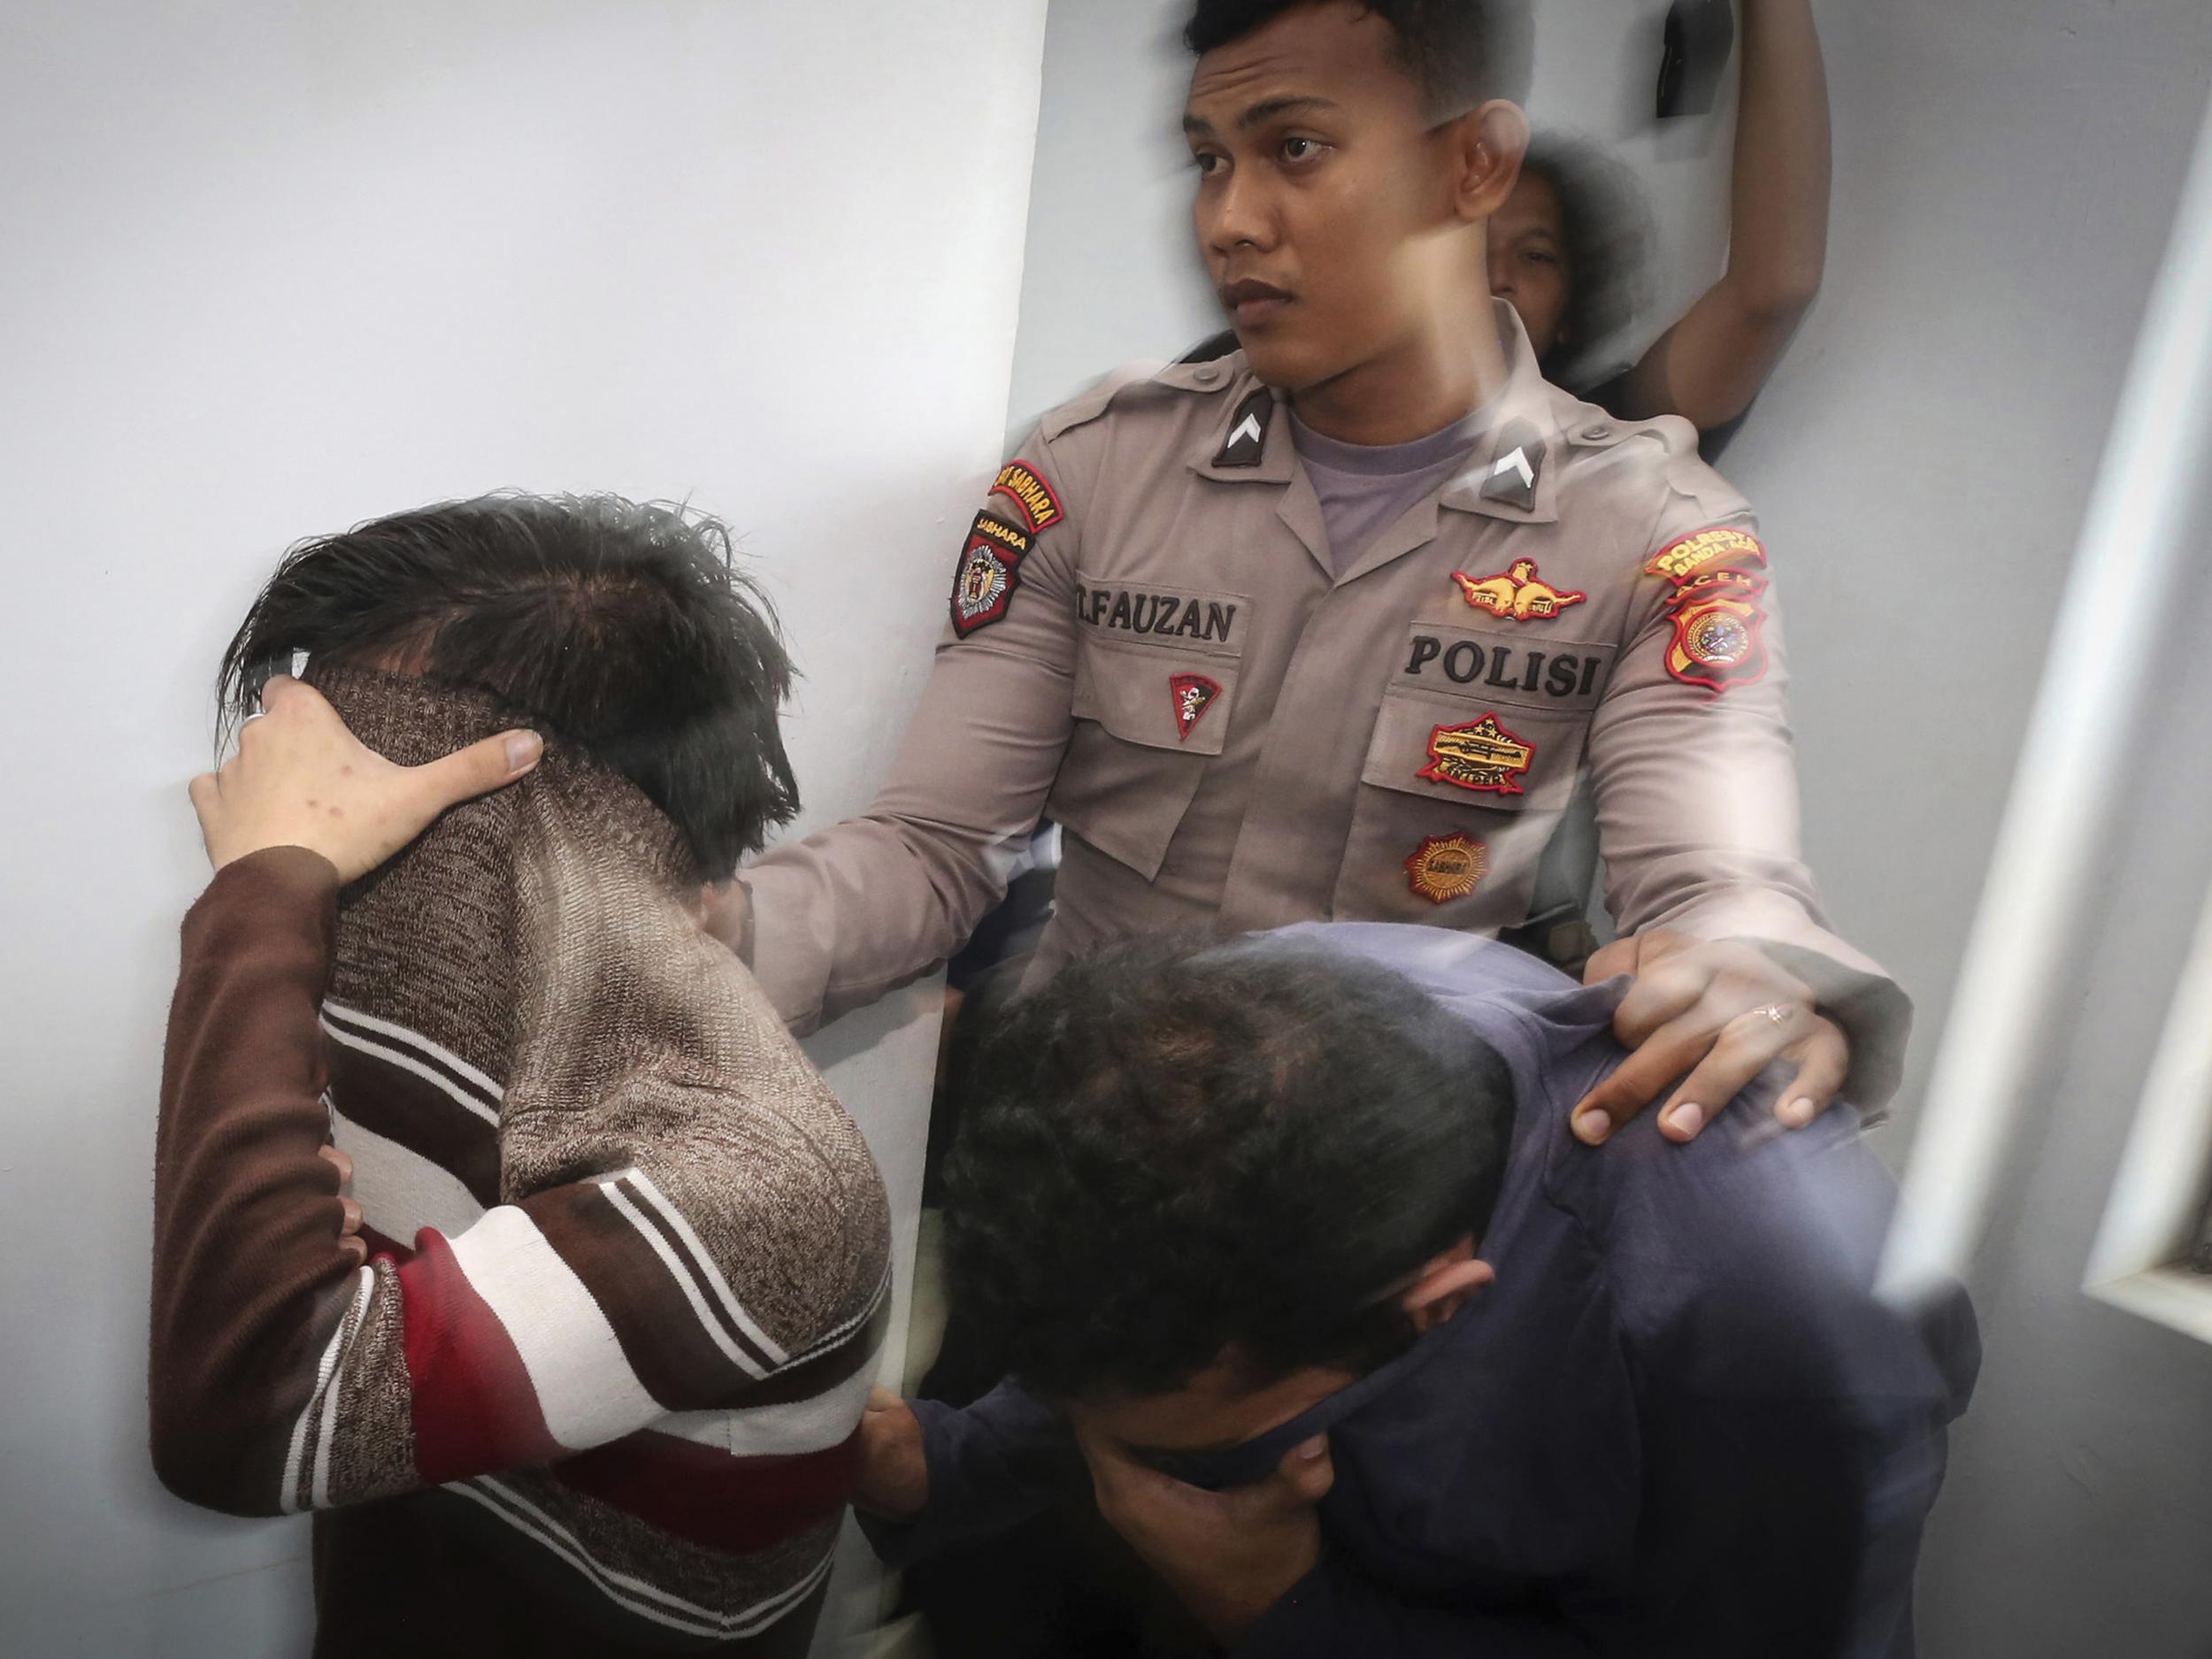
xmin=215 ymin=492 xmax=799 ymax=881
xmin=1185 ymin=0 xmax=1536 ymax=115
xmin=942 ymin=933 xmax=1517 ymax=1402
xmin=1520 ymin=133 xmax=1654 ymax=391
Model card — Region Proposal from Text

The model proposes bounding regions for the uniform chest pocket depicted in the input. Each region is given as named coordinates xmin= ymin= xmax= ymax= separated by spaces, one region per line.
xmin=1363 ymin=619 xmax=1616 ymax=814
xmin=1328 ymin=622 xmax=1614 ymax=923
xmin=1050 ymin=574 xmax=1249 ymax=880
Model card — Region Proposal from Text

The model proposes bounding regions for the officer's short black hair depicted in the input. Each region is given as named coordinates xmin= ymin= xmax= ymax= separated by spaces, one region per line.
xmin=1185 ymin=0 xmax=1534 ymax=117
xmin=942 ymin=932 xmax=1517 ymax=1402
xmin=217 ymin=493 xmax=799 ymax=881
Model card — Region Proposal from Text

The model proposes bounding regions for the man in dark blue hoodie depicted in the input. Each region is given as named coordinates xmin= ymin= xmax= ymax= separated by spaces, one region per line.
xmin=855 ymin=925 xmax=1975 ymax=1656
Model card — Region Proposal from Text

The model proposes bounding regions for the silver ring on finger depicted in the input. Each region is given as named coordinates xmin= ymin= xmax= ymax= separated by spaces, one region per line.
xmin=1757 ymin=1002 xmax=1794 ymax=1026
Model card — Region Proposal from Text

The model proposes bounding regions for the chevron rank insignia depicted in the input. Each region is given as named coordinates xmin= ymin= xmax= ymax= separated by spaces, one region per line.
xmin=1478 ymin=420 xmax=1545 ymax=511
xmin=1170 ymin=672 xmax=1223 ymax=741
xmin=1406 ymin=833 xmax=1489 ymax=905
xmin=990 ymin=462 xmax=1064 ymax=534
xmin=950 ymin=514 xmax=1031 ymax=637
xmin=1213 ymin=388 xmax=1273 ymax=468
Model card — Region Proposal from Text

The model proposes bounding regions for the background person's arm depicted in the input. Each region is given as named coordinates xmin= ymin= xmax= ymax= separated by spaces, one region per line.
xmin=1610 ymin=0 xmax=1831 ymax=430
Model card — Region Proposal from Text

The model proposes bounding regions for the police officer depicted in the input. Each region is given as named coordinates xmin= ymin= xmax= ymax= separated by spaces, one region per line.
xmin=717 ymin=0 xmax=1905 ymax=1145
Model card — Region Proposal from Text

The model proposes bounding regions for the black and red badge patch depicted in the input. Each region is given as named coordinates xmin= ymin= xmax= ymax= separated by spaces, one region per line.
xmin=990 ymin=461 xmax=1064 ymax=533
xmin=1646 ymin=528 xmax=1770 ymax=695
xmin=1417 ymin=712 xmax=1535 ymax=796
xmin=1169 ymin=672 xmax=1222 ymax=741
xmin=950 ymin=513 xmax=1032 ymax=638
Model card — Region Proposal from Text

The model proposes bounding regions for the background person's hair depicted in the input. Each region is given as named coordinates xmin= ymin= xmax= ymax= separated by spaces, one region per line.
xmin=1522 ymin=133 xmax=1654 ymax=391
xmin=1185 ymin=0 xmax=1535 ymax=115
xmin=942 ymin=933 xmax=1517 ymax=1402
xmin=216 ymin=492 xmax=799 ymax=880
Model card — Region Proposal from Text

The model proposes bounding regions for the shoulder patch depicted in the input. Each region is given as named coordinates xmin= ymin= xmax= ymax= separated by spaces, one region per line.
xmin=1662 ymin=567 xmax=1770 ymax=695
xmin=1647 ymin=526 xmax=1766 ymax=585
xmin=950 ymin=513 xmax=1031 ymax=638
xmin=990 ymin=463 xmax=1064 ymax=534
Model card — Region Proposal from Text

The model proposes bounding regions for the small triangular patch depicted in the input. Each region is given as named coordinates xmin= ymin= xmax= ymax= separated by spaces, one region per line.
xmin=1479 ymin=419 xmax=1545 ymax=512
xmin=1170 ymin=672 xmax=1223 ymax=741
xmin=1213 ymin=389 xmax=1273 ymax=468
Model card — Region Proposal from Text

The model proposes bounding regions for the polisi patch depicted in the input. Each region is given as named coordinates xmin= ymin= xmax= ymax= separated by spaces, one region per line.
xmin=1169 ymin=672 xmax=1223 ymax=741
xmin=1213 ymin=388 xmax=1273 ymax=468
xmin=950 ymin=514 xmax=1030 ymax=637
xmin=1406 ymin=833 xmax=1489 ymax=906
xmin=1663 ymin=567 xmax=1769 ymax=693
xmin=1418 ymin=713 xmax=1535 ymax=795
xmin=1451 ymin=558 xmax=1587 ymax=622
xmin=991 ymin=462 xmax=1064 ymax=534
xmin=1647 ymin=526 xmax=1766 ymax=585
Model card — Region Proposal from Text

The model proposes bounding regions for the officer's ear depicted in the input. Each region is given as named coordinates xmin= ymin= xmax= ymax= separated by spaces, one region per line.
xmin=1444 ymin=100 xmax=1530 ymax=227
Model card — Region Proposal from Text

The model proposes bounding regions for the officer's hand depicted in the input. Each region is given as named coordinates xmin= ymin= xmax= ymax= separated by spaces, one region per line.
xmin=322 ymin=1145 xmax=367 ymax=1267
xmin=854 ymin=1386 xmax=929 ymax=1522
xmin=189 ymin=677 xmax=541 ymax=884
xmin=1571 ymin=930 xmax=1850 ymax=1145
xmin=701 ymin=879 xmax=755 ymax=964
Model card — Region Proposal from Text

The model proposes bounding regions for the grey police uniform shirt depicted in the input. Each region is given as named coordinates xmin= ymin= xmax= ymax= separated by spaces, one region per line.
xmin=744 ymin=301 xmax=1908 ymax=1095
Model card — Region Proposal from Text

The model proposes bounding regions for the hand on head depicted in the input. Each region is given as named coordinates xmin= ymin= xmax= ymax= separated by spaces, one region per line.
xmin=188 ymin=675 xmax=542 ymax=885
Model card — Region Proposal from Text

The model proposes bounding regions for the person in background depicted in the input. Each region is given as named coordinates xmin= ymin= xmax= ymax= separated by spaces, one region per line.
xmin=1493 ymin=0 xmax=1832 ymax=459
xmin=150 ymin=495 xmax=890 ymax=1658
xmin=857 ymin=927 xmax=1976 ymax=1657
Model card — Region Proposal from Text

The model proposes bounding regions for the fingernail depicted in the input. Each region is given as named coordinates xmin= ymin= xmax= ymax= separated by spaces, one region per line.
xmin=1669 ymin=1102 xmax=1705 ymax=1137
xmin=1779 ymin=1097 xmax=1816 ymax=1128
xmin=506 ymin=732 xmax=543 ymax=772
xmin=1298 ymin=1437 xmax=1326 ymax=1461
xmin=1572 ymin=1110 xmax=1611 ymax=1146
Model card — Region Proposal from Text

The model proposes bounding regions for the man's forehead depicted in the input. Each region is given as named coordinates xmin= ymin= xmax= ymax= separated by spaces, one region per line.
xmin=1183 ymin=4 xmax=1405 ymax=127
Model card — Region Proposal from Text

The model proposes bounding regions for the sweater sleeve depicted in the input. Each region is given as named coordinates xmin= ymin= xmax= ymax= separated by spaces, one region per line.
xmin=150 ymin=849 xmax=892 ymax=1524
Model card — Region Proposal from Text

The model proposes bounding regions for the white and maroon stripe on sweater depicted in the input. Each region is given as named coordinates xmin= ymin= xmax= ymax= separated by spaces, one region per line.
xmin=150 ymin=666 xmax=893 ymax=1657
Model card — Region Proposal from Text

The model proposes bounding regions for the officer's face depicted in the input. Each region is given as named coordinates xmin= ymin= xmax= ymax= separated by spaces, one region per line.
xmin=1489 ymin=167 xmax=1571 ymax=362
xmin=1184 ymin=2 xmax=1491 ymax=394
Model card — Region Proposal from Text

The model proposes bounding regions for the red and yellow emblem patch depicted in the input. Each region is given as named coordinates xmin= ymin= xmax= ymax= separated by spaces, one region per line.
xmin=990 ymin=461 xmax=1064 ymax=534
xmin=1406 ymin=833 xmax=1489 ymax=905
xmin=1169 ymin=672 xmax=1223 ymax=741
xmin=950 ymin=513 xmax=1031 ymax=638
xmin=1662 ymin=568 xmax=1769 ymax=693
xmin=1418 ymin=713 xmax=1535 ymax=795
xmin=1450 ymin=558 xmax=1586 ymax=622
xmin=1646 ymin=526 xmax=1766 ymax=584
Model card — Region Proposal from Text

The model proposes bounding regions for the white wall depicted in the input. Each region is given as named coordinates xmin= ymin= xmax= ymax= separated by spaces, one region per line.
xmin=1003 ymin=0 xmax=2212 ymax=1649
xmin=0 ymin=2 xmax=1047 ymax=1652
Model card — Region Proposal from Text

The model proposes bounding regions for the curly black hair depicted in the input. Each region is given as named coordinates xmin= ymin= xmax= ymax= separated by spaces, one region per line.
xmin=1519 ymin=133 xmax=1653 ymax=391
xmin=942 ymin=932 xmax=1517 ymax=1402
xmin=216 ymin=492 xmax=798 ymax=880
xmin=1186 ymin=0 xmax=1534 ymax=115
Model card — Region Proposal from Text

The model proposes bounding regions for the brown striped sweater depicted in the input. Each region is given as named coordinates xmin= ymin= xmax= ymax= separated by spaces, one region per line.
xmin=150 ymin=665 xmax=892 ymax=1656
